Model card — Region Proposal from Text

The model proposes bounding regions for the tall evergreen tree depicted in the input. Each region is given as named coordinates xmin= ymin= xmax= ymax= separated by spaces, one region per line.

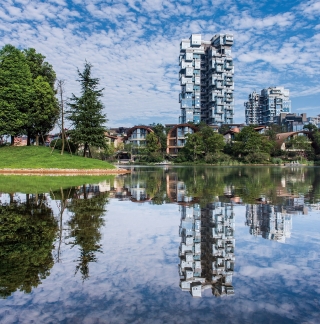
xmin=0 ymin=45 xmax=33 ymax=144
xmin=67 ymin=62 xmax=107 ymax=157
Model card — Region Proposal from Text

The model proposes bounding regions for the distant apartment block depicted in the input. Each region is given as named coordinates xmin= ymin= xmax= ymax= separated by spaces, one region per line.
xmin=179 ymin=34 xmax=234 ymax=126
xmin=244 ymin=91 xmax=260 ymax=125
xmin=245 ymin=204 xmax=292 ymax=243
xmin=245 ymin=87 xmax=291 ymax=125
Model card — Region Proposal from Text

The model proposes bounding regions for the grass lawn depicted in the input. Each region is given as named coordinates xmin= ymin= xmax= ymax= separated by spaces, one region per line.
xmin=0 ymin=146 xmax=115 ymax=169
xmin=0 ymin=174 xmax=116 ymax=193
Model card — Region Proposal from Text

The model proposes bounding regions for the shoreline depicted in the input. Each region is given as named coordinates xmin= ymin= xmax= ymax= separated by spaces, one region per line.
xmin=0 ymin=168 xmax=130 ymax=175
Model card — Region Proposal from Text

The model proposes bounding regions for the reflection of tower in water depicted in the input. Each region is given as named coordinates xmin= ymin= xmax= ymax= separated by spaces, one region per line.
xmin=246 ymin=204 xmax=292 ymax=243
xmin=179 ymin=202 xmax=235 ymax=297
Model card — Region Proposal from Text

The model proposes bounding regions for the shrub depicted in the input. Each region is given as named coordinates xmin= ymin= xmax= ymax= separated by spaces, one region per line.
xmin=271 ymin=157 xmax=283 ymax=165
xmin=205 ymin=152 xmax=231 ymax=164
xmin=244 ymin=152 xmax=270 ymax=164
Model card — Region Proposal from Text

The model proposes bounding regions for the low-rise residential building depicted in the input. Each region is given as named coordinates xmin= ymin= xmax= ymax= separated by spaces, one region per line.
xmin=166 ymin=124 xmax=198 ymax=156
xmin=124 ymin=126 xmax=153 ymax=147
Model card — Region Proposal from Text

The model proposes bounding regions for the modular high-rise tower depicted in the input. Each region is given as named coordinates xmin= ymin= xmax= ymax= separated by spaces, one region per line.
xmin=179 ymin=34 xmax=234 ymax=126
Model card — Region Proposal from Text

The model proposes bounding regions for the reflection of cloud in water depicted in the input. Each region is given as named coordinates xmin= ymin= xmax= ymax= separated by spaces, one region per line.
xmin=0 ymin=202 xmax=319 ymax=323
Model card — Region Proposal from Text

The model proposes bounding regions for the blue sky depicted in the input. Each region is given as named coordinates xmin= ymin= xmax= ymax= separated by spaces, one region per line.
xmin=0 ymin=0 xmax=319 ymax=127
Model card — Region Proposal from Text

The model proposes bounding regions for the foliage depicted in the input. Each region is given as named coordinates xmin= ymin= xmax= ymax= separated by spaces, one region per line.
xmin=271 ymin=157 xmax=283 ymax=165
xmin=23 ymin=48 xmax=58 ymax=144
xmin=146 ymin=132 xmax=160 ymax=153
xmin=150 ymin=123 xmax=167 ymax=154
xmin=23 ymin=48 xmax=56 ymax=88
xmin=285 ymin=135 xmax=313 ymax=159
xmin=183 ymin=133 xmax=204 ymax=161
xmin=0 ymin=45 xmax=58 ymax=145
xmin=312 ymin=130 xmax=320 ymax=155
xmin=0 ymin=196 xmax=57 ymax=298
xmin=0 ymin=45 xmax=32 ymax=139
xmin=26 ymin=76 xmax=59 ymax=142
xmin=243 ymin=152 xmax=271 ymax=164
xmin=0 ymin=146 xmax=115 ymax=169
xmin=204 ymin=152 xmax=232 ymax=164
xmin=218 ymin=124 xmax=230 ymax=135
xmin=232 ymin=126 xmax=273 ymax=162
xmin=67 ymin=189 xmax=108 ymax=280
xmin=67 ymin=61 xmax=107 ymax=157
xmin=303 ymin=123 xmax=318 ymax=132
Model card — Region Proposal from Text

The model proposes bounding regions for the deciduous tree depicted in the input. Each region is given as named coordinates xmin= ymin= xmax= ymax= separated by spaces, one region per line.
xmin=0 ymin=45 xmax=33 ymax=144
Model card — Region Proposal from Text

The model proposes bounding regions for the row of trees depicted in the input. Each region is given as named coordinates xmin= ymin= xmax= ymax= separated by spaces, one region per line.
xmin=125 ymin=123 xmax=320 ymax=164
xmin=176 ymin=124 xmax=320 ymax=164
xmin=0 ymin=44 xmax=107 ymax=157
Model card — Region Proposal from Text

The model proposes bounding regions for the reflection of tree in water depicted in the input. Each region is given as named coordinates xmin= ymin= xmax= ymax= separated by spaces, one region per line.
xmin=0 ymin=194 xmax=57 ymax=298
xmin=66 ymin=185 xmax=108 ymax=281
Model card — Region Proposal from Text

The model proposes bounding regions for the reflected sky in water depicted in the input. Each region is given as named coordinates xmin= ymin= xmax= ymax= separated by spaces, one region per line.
xmin=0 ymin=166 xmax=319 ymax=324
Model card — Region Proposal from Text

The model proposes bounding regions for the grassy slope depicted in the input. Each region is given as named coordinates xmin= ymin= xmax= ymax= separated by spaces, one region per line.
xmin=0 ymin=175 xmax=115 ymax=193
xmin=0 ymin=146 xmax=115 ymax=169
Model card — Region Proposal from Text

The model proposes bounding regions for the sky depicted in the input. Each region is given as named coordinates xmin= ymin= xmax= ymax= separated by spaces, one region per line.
xmin=0 ymin=0 xmax=319 ymax=128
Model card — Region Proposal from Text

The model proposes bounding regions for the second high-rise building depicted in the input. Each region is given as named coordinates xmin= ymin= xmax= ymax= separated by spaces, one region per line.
xmin=179 ymin=34 xmax=234 ymax=126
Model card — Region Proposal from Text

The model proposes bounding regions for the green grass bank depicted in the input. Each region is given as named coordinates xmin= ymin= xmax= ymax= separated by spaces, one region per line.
xmin=0 ymin=175 xmax=116 ymax=193
xmin=0 ymin=146 xmax=115 ymax=170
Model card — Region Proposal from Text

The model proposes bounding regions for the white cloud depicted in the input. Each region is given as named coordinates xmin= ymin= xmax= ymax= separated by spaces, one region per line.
xmin=0 ymin=0 xmax=320 ymax=126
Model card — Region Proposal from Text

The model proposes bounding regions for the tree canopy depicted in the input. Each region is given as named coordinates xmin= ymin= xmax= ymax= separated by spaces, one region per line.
xmin=67 ymin=61 xmax=107 ymax=157
xmin=0 ymin=45 xmax=32 ymax=142
xmin=0 ymin=45 xmax=58 ymax=144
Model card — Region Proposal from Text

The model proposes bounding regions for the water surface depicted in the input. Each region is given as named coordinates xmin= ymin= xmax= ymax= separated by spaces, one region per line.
xmin=0 ymin=166 xmax=319 ymax=323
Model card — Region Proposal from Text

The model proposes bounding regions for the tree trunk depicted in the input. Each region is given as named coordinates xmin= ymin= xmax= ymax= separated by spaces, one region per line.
xmin=27 ymin=132 xmax=31 ymax=146
xmin=83 ymin=143 xmax=87 ymax=157
xmin=36 ymin=135 xmax=39 ymax=146
xmin=11 ymin=135 xmax=14 ymax=146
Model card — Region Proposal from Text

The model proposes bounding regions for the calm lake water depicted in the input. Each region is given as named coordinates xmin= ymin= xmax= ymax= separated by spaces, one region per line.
xmin=0 ymin=166 xmax=320 ymax=324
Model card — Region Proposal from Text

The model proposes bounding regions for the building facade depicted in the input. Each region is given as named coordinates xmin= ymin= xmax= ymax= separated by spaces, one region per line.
xmin=245 ymin=87 xmax=291 ymax=125
xmin=244 ymin=91 xmax=261 ymax=125
xmin=179 ymin=34 xmax=234 ymax=126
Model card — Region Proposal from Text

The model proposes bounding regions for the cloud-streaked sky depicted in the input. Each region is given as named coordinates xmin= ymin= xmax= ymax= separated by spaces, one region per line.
xmin=1 ymin=0 xmax=320 ymax=127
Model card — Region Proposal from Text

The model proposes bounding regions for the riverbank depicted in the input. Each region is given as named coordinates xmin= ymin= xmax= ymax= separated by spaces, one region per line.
xmin=0 ymin=146 xmax=130 ymax=174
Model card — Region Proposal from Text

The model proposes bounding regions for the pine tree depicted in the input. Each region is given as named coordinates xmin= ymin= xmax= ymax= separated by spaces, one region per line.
xmin=67 ymin=62 xmax=107 ymax=157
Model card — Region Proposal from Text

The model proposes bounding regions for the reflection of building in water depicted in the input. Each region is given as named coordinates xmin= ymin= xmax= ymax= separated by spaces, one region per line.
xmin=166 ymin=173 xmax=198 ymax=204
xmin=246 ymin=204 xmax=293 ymax=243
xmin=179 ymin=202 xmax=235 ymax=297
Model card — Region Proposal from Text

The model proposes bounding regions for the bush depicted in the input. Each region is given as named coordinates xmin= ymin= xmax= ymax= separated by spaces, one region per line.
xmin=205 ymin=152 xmax=231 ymax=164
xmin=271 ymin=157 xmax=283 ymax=165
xmin=244 ymin=152 xmax=270 ymax=164
xmin=50 ymin=139 xmax=77 ymax=154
